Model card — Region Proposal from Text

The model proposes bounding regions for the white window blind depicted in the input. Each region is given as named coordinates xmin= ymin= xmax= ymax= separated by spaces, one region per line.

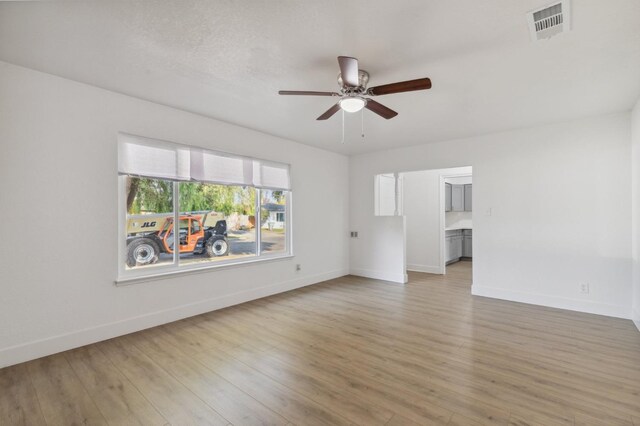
xmin=253 ymin=160 xmax=291 ymax=191
xmin=118 ymin=134 xmax=191 ymax=181
xmin=118 ymin=133 xmax=291 ymax=190
xmin=190 ymin=148 xmax=254 ymax=186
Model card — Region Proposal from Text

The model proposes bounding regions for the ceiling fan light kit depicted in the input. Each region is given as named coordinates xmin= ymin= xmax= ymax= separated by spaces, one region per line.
xmin=279 ymin=56 xmax=432 ymax=125
xmin=339 ymin=96 xmax=366 ymax=113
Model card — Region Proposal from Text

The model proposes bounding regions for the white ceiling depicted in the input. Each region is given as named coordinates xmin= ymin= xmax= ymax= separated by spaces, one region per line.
xmin=1 ymin=1 xmax=639 ymax=155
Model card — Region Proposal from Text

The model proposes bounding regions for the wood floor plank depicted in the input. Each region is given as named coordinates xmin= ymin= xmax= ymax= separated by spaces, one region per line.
xmin=245 ymin=295 xmax=578 ymax=422
xmin=64 ymin=345 xmax=167 ymax=425
xmin=448 ymin=413 xmax=486 ymax=425
xmin=96 ymin=337 xmax=229 ymax=425
xmin=245 ymin=337 xmax=453 ymax=424
xmin=127 ymin=328 xmax=290 ymax=426
xmin=2 ymin=261 xmax=639 ymax=425
xmin=218 ymin=341 xmax=396 ymax=425
xmin=160 ymin=312 xmax=454 ymax=424
xmin=224 ymin=296 xmax=511 ymax=424
xmin=199 ymin=312 xmax=456 ymax=424
xmin=385 ymin=412 xmax=427 ymax=426
xmin=230 ymin=270 xmax=638 ymax=423
xmin=27 ymin=354 xmax=107 ymax=425
xmin=573 ymin=410 xmax=634 ymax=426
xmin=508 ymin=412 xmax=566 ymax=426
xmin=0 ymin=364 xmax=46 ymax=426
xmin=192 ymin=347 xmax=353 ymax=426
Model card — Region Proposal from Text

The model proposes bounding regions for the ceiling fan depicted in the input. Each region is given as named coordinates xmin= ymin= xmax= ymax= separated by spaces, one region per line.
xmin=278 ymin=56 xmax=432 ymax=120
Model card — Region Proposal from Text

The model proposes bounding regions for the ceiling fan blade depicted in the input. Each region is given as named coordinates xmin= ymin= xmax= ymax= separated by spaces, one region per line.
xmin=317 ymin=103 xmax=342 ymax=120
xmin=279 ymin=90 xmax=339 ymax=96
xmin=338 ymin=56 xmax=359 ymax=87
xmin=367 ymin=78 xmax=432 ymax=96
xmin=365 ymin=99 xmax=398 ymax=119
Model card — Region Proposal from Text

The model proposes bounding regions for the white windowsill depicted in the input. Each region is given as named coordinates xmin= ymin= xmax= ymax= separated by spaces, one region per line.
xmin=115 ymin=254 xmax=294 ymax=286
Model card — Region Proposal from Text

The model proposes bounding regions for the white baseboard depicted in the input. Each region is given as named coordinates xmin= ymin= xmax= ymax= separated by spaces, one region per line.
xmin=633 ymin=308 xmax=640 ymax=333
xmin=471 ymin=285 xmax=631 ymax=320
xmin=350 ymin=268 xmax=407 ymax=284
xmin=407 ymin=263 xmax=443 ymax=274
xmin=0 ymin=269 xmax=348 ymax=369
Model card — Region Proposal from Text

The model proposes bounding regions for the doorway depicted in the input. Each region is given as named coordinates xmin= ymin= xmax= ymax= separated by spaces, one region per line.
xmin=442 ymin=171 xmax=473 ymax=275
xmin=400 ymin=166 xmax=472 ymax=280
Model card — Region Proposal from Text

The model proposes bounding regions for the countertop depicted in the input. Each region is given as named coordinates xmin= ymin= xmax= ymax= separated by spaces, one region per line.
xmin=445 ymin=226 xmax=472 ymax=231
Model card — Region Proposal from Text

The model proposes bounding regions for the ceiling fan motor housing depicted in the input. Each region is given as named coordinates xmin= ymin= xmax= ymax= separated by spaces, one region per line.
xmin=338 ymin=70 xmax=369 ymax=92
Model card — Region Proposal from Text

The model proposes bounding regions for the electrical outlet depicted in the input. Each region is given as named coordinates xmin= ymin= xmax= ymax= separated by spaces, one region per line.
xmin=580 ymin=283 xmax=590 ymax=294
xmin=296 ymin=264 xmax=301 ymax=272
xmin=350 ymin=231 xmax=359 ymax=238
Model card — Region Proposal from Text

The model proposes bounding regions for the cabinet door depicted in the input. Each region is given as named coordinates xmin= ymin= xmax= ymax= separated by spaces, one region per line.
xmin=445 ymin=236 xmax=452 ymax=262
xmin=445 ymin=183 xmax=452 ymax=212
xmin=463 ymin=235 xmax=472 ymax=257
xmin=455 ymin=235 xmax=463 ymax=258
xmin=452 ymin=185 xmax=464 ymax=212
xmin=464 ymin=184 xmax=472 ymax=212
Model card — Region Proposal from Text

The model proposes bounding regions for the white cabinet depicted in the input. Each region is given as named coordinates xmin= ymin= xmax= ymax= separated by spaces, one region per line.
xmin=454 ymin=234 xmax=463 ymax=259
xmin=445 ymin=183 xmax=472 ymax=212
xmin=445 ymin=230 xmax=463 ymax=263
xmin=464 ymin=184 xmax=472 ymax=212
xmin=462 ymin=229 xmax=472 ymax=257
xmin=451 ymin=185 xmax=464 ymax=212
xmin=445 ymin=232 xmax=453 ymax=263
xmin=446 ymin=229 xmax=472 ymax=264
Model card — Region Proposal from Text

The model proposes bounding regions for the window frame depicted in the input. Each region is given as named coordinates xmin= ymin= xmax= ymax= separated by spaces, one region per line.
xmin=117 ymin=176 xmax=293 ymax=284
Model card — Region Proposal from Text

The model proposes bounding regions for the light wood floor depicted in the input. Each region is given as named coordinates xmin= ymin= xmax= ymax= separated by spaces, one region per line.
xmin=2 ymin=261 xmax=640 ymax=425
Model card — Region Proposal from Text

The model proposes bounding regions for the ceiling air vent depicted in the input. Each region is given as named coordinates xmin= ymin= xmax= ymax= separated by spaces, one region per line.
xmin=527 ymin=0 xmax=570 ymax=41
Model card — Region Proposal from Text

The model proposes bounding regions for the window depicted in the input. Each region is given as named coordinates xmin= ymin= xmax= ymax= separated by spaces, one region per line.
xmin=178 ymin=182 xmax=257 ymax=266
xmin=260 ymin=189 xmax=287 ymax=255
xmin=124 ymin=177 xmax=176 ymax=269
xmin=118 ymin=134 xmax=291 ymax=280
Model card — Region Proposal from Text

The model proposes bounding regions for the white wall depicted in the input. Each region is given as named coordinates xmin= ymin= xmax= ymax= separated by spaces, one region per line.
xmin=350 ymin=113 xmax=633 ymax=319
xmin=349 ymin=216 xmax=407 ymax=283
xmin=402 ymin=167 xmax=471 ymax=274
xmin=403 ymin=170 xmax=442 ymax=274
xmin=0 ymin=61 xmax=350 ymax=368
xmin=632 ymin=98 xmax=640 ymax=330
xmin=374 ymin=174 xmax=398 ymax=216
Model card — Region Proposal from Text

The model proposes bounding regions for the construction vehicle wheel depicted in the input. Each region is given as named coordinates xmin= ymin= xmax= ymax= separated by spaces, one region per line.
xmin=127 ymin=238 xmax=160 ymax=267
xmin=205 ymin=238 xmax=229 ymax=257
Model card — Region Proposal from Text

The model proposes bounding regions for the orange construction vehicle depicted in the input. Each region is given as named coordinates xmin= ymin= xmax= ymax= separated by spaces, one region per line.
xmin=126 ymin=213 xmax=228 ymax=267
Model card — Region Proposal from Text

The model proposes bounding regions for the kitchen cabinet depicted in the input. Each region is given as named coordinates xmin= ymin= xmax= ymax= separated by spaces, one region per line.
xmin=463 ymin=229 xmax=472 ymax=257
xmin=445 ymin=230 xmax=463 ymax=263
xmin=446 ymin=229 xmax=472 ymax=264
xmin=464 ymin=184 xmax=472 ymax=212
xmin=445 ymin=183 xmax=472 ymax=212
xmin=451 ymin=185 xmax=464 ymax=212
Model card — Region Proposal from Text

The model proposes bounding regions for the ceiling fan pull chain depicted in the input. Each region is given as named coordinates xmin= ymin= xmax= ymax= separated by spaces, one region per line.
xmin=361 ymin=108 xmax=365 ymax=140
xmin=341 ymin=109 xmax=345 ymax=144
